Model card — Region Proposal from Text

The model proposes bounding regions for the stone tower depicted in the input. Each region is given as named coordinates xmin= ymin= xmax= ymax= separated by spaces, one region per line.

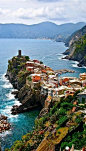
xmin=18 ymin=50 xmax=21 ymax=57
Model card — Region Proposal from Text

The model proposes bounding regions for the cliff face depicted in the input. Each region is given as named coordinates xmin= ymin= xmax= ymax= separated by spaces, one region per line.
xmin=6 ymin=54 xmax=46 ymax=114
xmin=65 ymin=25 xmax=86 ymax=47
xmin=63 ymin=26 xmax=86 ymax=67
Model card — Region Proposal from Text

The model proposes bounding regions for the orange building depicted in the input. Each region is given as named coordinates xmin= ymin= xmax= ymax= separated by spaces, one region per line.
xmin=60 ymin=77 xmax=69 ymax=86
xmin=26 ymin=67 xmax=34 ymax=73
xmin=42 ymin=70 xmax=46 ymax=73
xmin=32 ymin=74 xmax=41 ymax=82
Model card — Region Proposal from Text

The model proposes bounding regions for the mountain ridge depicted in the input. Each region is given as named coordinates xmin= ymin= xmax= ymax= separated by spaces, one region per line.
xmin=0 ymin=21 xmax=85 ymax=41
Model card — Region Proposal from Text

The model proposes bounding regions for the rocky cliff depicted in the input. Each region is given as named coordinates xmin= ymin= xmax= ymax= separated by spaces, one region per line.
xmin=65 ymin=25 xmax=86 ymax=47
xmin=6 ymin=53 xmax=46 ymax=114
xmin=63 ymin=26 xmax=86 ymax=67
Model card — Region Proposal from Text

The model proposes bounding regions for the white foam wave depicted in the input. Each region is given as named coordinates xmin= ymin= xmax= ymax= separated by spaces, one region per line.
xmin=14 ymin=100 xmax=21 ymax=106
xmin=1 ymin=73 xmax=9 ymax=82
xmin=8 ymin=114 xmax=18 ymax=119
xmin=5 ymin=92 xmax=15 ymax=100
xmin=72 ymin=64 xmax=78 ymax=68
xmin=57 ymin=54 xmax=68 ymax=60
xmin=1 ymin=105 xmax=12 ymax=115
xmin=0 ymin=105 xmax=18 ymax=119
xmin=2 ymin=83 xmax=13 ymax=89
xmin=72 ymin=64 xmax=86 ymax=69
xmin=11 ymin=89 xmax=18 ymax=92
xmin=71 ymin=60 xmax=85 ymax=68
xmin=0 ymin=130 xmax=12 ymax=137
xmin=1 ymin=73 xmax=13 ymax=88
xmin=58 ymin=57 xmax=68 ymax=61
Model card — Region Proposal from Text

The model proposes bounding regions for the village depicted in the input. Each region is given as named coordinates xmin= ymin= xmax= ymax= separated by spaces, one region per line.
xmin=25 ymin=53 xmax=86 ymax=108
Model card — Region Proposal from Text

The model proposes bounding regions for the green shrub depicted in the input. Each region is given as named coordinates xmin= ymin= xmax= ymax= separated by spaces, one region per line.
xmin=25 ymin=56 xmax=30 ymax=61
xmin=61 ymin=102 xmax=73 ymax=110
xmin=40 ymin=61 xmax=43 ymax=64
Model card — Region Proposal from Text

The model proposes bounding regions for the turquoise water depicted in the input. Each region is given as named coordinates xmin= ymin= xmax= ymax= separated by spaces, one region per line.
xmin=0 ymin=39 xmax=86 ymax=151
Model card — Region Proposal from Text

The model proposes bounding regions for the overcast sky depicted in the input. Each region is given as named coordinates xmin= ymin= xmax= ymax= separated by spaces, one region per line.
xmin=0 ymin=0 xmax=86 ymax=25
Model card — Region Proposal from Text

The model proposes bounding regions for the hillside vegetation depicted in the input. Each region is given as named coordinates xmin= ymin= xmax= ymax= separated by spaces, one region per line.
xmin=5 ymin=92 xmax=86 ymax=151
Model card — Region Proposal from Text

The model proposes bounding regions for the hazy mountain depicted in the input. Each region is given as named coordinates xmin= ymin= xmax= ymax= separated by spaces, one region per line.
xmin=0 ymin=21 xmax=85 ymax=40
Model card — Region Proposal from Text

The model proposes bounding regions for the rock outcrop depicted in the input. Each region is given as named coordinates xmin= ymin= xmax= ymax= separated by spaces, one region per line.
xmin=65 ymin=25 xmax=86 ymax=47
xmin=6 ymin=53 xmax=47 ymax=114
xmin=11 ymin=85 xmax=47 ymax=114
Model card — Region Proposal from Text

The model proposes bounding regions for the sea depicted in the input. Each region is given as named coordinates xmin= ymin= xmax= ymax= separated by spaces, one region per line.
xmin=0 ymin=39 xmax=86 ymax=151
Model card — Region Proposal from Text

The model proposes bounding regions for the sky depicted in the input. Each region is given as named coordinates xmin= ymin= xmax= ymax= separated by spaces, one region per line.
xmin=0 ymin=0 xmax=86 ymax=25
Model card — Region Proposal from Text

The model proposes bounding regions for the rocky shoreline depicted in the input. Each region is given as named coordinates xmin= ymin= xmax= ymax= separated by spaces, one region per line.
xmin=0 ymin=115 xmax=11 ymax=133
xmin=9 ymin=82 xmax=46 ymax=114
xmin=54 ymin=69 xmax=75 ymax=75
xmin=62 ymin=55 xmax=86 ymax=67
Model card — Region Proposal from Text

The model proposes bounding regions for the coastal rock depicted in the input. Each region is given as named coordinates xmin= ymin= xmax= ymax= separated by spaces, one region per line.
xmin=54 ymin=69 xmax=75 ymax=75
xmin=77 ymin=63 xmax=83 ymax=67
xmin=11 ymin=85 xmax=47 ymax=114
xmin=0 ymin=115 xmax=11 ymax=133
xmin=6 ymin=54 xmax=47 ymax=115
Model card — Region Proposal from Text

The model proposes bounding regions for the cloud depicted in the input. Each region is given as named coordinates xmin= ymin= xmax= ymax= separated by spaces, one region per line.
xmin=0 ymin=8 xmax=10 ymax=16
xmin=12 ymin=6 xmax=65 ymax=20
xmin=0 ymin=0 xmax=86 ymax=25
xmin=10 ymin=0 xmax=86 ymax=24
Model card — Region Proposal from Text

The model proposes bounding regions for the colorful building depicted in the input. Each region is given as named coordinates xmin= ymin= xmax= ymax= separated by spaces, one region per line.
xmin=31 ymin=74 xmax=41 ymax=82
xmin=26 ymin=66 xmax=34 ymax=73
xmin=26 ymin=61 xmax=34 ymax=67
xmin=79 ymin=73 xmax=86 ymax=81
